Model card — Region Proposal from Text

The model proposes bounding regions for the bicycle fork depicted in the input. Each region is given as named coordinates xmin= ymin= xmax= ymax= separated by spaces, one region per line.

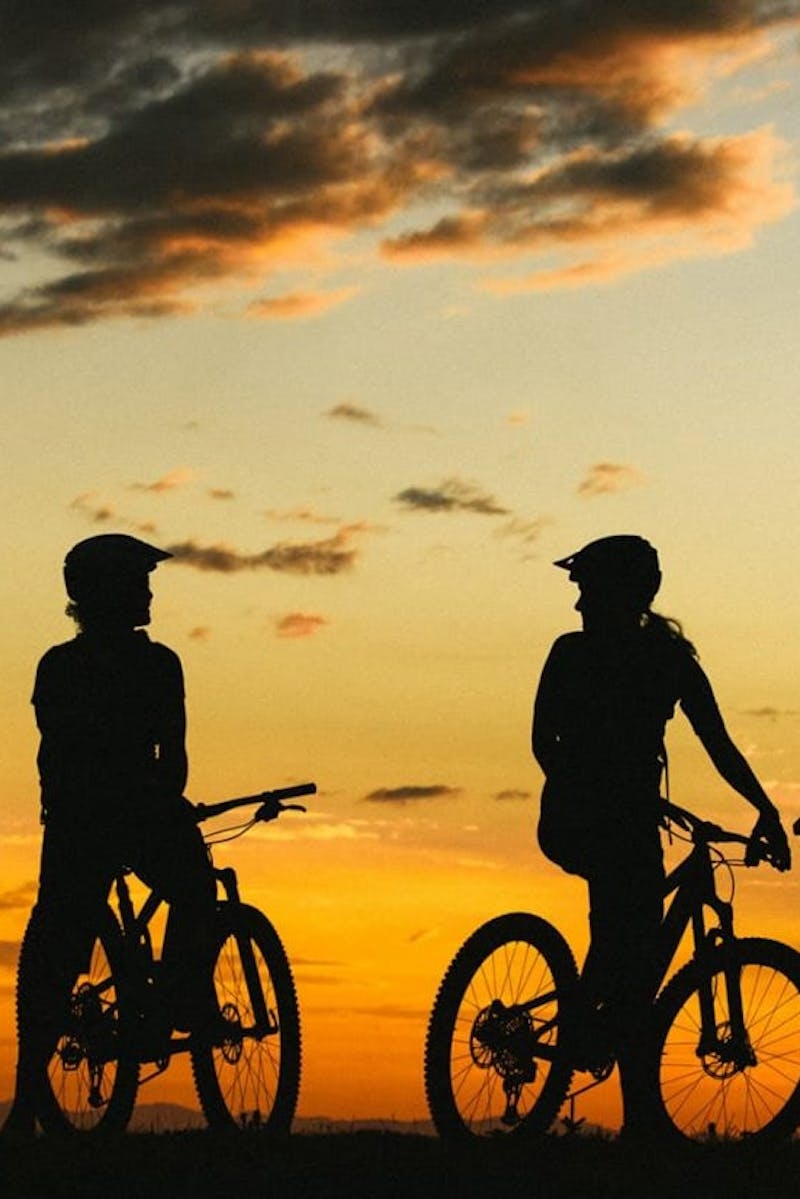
xmin=215 ymin=869 xmax=278 ymax=1038
xmin=694 ymin=907 xmax=756 ymax=1074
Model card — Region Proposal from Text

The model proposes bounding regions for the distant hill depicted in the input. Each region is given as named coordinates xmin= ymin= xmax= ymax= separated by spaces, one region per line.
xmin=0 ymin=1097 xmax=436 ymax=1136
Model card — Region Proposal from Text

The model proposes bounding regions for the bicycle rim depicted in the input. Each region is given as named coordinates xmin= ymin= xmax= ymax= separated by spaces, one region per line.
xmin=39 ymin=909 xmax=138 ymax=1134
xmin=191 ymin=903 xmax=301 ymax=1131
xmin=654 ymin=937 xmax=800 ymax=1141
xmin=425 ymin=913 xmax=577 ymax=1140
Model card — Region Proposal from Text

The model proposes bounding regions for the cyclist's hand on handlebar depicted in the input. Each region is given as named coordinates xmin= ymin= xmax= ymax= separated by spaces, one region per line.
xmin=746 ymin=811 xmax=791 ymax=872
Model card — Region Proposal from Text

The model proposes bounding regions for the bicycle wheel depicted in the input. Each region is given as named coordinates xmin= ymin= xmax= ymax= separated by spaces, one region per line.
xmin=191 ymin=902 xmax=301 ymax=1131
xmin=652 ymin=936 xmax=800 ymax=1142
xmin=37 ymin=906 xmax=139 ymax=1135
xmin=425 ymin=913 xmax=578 ymax=1141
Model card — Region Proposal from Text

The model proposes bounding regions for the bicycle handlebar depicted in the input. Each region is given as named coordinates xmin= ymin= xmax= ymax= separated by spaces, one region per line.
xmin=662 ymin=800 xmax=779 ymax=866
xmin=194 ymin=782 xmax=316 ymax=823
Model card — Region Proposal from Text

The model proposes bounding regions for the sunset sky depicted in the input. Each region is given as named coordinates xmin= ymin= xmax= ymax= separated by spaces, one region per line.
xmin=2 ymin=1 xmax=800 ymax=1131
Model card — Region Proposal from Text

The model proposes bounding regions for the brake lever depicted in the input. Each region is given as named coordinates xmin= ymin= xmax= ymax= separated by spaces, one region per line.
xmin=255 ymin=800 xmax=307 ymax=822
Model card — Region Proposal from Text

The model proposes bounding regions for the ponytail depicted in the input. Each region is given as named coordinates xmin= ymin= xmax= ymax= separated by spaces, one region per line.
xmin=642 ymin=609 xmax=697 ymax=658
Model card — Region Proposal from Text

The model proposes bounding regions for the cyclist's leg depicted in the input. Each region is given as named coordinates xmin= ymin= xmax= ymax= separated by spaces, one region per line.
xmin=583 ymin=831 xmax=664 ymax=1134
xmin=7 ymin=815 xmax=115 ymax=1131
xmin=130 ymin=799 xmax=218 ymax=1034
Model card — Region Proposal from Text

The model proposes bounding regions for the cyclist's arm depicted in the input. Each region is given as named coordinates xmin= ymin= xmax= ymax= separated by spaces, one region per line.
xmin=679 ymin=656 xmax=789 ymax=869
xmin=679 ymin=659 xmax=777 ymax=818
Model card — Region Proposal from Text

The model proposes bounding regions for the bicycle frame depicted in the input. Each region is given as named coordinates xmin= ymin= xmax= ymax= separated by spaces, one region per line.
xmin=103 ymin=783 xmax=315 ymax=1073
xmin=510 ymin=818 xmax=750 ymax=1073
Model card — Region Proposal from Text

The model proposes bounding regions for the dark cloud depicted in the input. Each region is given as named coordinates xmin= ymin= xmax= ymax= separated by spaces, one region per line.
xmin=208 ymin=487 xmax=235 ymax=500
xmin=0 ymin=1 xmax=796 ymax=334
xmin=0 ymin=940 xmax=20 ymax=969
xmin=394 ymin=477 xmax=509 ymax=516
xmin=742 ymin=707 xmax=800 ymax=719
xmin=0 ymin=881 xmax=36 ymax=912
xmin=325 ymin=401 xmax=382 ymax=427
xmin=494 ymin=788 xmax=532 ymax=801
xmin=364 ymin=784 xmax=460 ymax=805
xmin=166 ymin=529 xmax=359 ymax=575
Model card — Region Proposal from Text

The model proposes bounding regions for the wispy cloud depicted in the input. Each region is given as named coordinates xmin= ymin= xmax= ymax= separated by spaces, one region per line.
xmin=70 ymin=492 xmax=157 ymax=533
xmin=394 ymin=477 xmax=509 ymax=516
xmin=275 ymin=612 xmax=329 ymax=639
xmin=0 ymin=940 xmax=20 ymax=969
xmin=364 ymin=784 xmax=460 ymax=805
xmin=495 ymin=789 xmax=533 ymax=801
xmin=494 ymin=516 xmax=551 ymax=545
xmin=325 ymin=401 xmax=383 ymax=427
xmin=578 ymin=462 xmax=645 ymax=497
xmin=263 ymin=507 xmax=341 ymax=526
xmin=248 ymin=286 xmax=358 ymax=320
xmin=0 ymin=5 xmax=795 ymax=336
xmin=0 ymin=881 xmax=36 ymax=912
xmin=208 ymin=487 xmax=235 ymax=501
xmin=742 ymin=707 xmax=800 ymax=720
xmin=167 ymin=528 xmax=360 ymax=576
xmin=130 ymin=467 xmax=197 ymax=494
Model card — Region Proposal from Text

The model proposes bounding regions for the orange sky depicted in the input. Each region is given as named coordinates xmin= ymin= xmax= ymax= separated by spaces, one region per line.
xmin=2 ymin=2 xmax=800 ymax=1133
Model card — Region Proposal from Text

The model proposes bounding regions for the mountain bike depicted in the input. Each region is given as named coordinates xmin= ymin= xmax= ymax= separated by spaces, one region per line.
xmin=424 ymin=801 xmax=800 ymax=1143
xmin=35 ymin=782 xmax=315 ymax=1135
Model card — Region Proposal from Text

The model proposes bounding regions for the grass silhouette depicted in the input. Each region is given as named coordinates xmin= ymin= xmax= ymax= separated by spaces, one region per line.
xmin=3 ymin=1130 xmax=800 ymax=1199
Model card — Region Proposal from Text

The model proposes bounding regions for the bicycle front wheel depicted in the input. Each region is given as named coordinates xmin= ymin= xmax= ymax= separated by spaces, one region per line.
xmin=191 ymin=902 xmax=301 ymax=1131
xmin=424 ymin=913 xmax=578 ymax=1141
xmin=652 ymin=936 xmax=800 ymax=1142
xmin=37 ymin=906 xmax=139 ymax=1135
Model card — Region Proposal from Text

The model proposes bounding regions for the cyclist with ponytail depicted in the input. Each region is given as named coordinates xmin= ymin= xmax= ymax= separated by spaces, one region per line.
xmin=532 ymin=534 xmax=790 ymax=1134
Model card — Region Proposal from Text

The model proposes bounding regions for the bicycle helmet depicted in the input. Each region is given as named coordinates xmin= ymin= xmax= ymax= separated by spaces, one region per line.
xmin=64 ymin=534 xmax=172 ymax=600
xmin=554 ymin=535 xmax=661 ymax=607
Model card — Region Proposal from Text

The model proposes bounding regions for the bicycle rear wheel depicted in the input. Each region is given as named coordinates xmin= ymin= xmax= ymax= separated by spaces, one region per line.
xmin=191 ymin=902 xmax=301 ymax=1131
xmin=36 ymin=906 xmax=139 ymax=1135
xmin=424 ymin=913 xmax=578 ymax=1141
xmin=652 ymin=936 xmax=800 ymax=1142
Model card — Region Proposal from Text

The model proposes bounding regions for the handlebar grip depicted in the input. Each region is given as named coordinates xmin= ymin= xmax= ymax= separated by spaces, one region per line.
xmin=266 ymin=783 xmax=316 ymax=802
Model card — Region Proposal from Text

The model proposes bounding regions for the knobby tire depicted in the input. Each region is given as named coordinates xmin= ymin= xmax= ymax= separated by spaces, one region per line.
xmin=191 ymin=902 xmax=301 ymax=1132
xmin=425 ymin=912 xmax=578 ymax=1141
xmin=651 ymin=936 xmax=800 ymax=1142
xmin=37 ymin=905 xmax=139 ymax=1135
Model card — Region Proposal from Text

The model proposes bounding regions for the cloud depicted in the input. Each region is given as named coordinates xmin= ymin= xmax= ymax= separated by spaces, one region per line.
xmin=248 ymin=286 xmax=358 ymax=320
xmin=263 ymin=506 xmax=342 ymax=526
xmin=742 ymin=707 xmax=800 ymax=719
xmin=275 ymin=611 xmax=329 ymax=639
xmin=0 ymin=940 xmax=21 ymax=969
xmin=189 ymin=626 xmax=211 ymax=641
xmin=494 ymin=789 xmax=533 ymax=801
xmin=0 ymin=4 xmax=796 ymax=336
xmin=69 ymin=492 xmax=159 ymax=534
xmin=325 ymin=401 xmax=382 ymax=427
xmin=208 ymin=487 xmax=235 ymax=501
xmin=578 ymin=462 xmax=645 ymax=497
xmin=364 ymin=784 xmax=460 ymax=805
xmin=494 ymin=516 xmax=550 ymax=545
xmin=70 ymin=492 xmax=116 ymax=523
xmin=130 ymin=467 xmax=197 ymax=493
xmin=394 ymin=477 xmax=509 ymax=516
xmin=0 ymin=881 xmax=36 ymax=912
xmin=166 ymin=527 xmax=360 ymax=575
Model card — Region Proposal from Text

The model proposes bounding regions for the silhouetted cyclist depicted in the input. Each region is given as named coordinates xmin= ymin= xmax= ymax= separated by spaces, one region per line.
xmin=532 ymin=535 xmax=790 ymax=1136
xmin=3 ymin=534 xmax=219 ymax=1137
